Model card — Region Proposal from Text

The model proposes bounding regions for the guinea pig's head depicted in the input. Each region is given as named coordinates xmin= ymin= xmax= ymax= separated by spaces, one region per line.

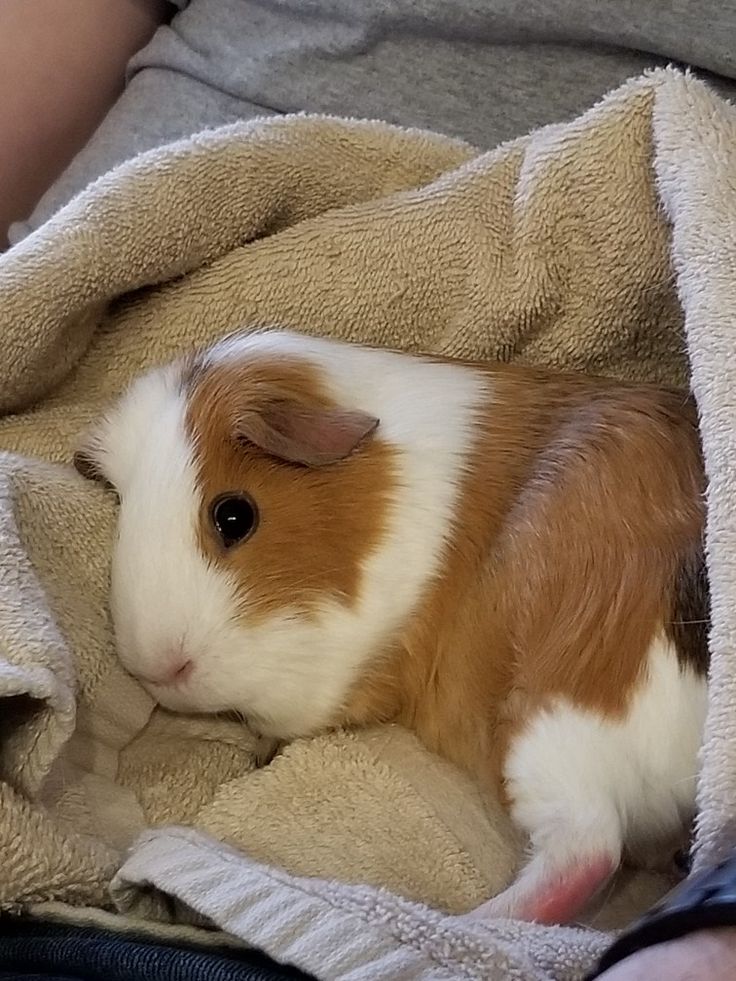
xmin=75 ymin=336 xmax=400 ymax=739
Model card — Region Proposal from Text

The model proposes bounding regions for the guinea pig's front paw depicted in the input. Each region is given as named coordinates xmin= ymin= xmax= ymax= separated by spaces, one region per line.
xmin=252 ymin=735 xmax=283 ymax=768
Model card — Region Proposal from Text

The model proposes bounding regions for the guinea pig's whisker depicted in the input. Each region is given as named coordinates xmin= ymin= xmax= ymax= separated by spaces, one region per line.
xmin=671 ymin=772 xmax=699 ymax=788
xmin=221 ymin=708 xmax=246 ymax=725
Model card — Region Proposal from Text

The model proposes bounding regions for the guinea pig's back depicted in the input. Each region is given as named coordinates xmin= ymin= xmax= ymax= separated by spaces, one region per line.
xmin=476 ymin=370 xmax=708 ymax=859
xmin=484 ymin=370 xmax=707 ymax=706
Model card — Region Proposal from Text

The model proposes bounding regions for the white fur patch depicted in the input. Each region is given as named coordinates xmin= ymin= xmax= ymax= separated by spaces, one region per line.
xmin=504 ymin=636 xmax=707 ymax=873
xmin=89 ymin=366 xmax=242 ymax=699
xmin=94 ymin=331 xmax=491 ymax=738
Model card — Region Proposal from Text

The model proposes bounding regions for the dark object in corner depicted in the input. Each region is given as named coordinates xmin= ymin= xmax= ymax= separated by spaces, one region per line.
xmin=0 ymin=916 xmax=318 ymax=981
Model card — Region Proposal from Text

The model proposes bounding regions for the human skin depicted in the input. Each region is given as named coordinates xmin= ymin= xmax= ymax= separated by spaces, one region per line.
xmin=0 ymin=0 xmax=169 ymax=248
xmin=597 ymin=928 xmax=736 ymax=981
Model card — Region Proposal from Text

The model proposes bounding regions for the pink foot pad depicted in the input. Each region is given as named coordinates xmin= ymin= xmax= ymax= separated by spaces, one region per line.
xmin=518 ymin=854 xmax=618 ymax=925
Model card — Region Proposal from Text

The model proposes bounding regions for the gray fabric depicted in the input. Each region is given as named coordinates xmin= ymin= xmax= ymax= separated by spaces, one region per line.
xmin=10 ymin=0 xmax=736 ymax=244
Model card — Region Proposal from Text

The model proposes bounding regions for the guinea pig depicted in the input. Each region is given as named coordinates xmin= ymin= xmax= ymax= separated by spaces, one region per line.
xmin=74 ymin=328 xmax=708 ymax=926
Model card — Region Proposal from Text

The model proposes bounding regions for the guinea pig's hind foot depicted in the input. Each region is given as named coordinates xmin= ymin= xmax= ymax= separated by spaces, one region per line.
xmin=463 ymin=850 xmax=619 ymax=926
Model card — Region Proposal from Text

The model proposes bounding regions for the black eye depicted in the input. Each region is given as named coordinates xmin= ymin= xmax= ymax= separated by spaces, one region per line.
xmin=211 ymin=494 xmax=259 ymax=548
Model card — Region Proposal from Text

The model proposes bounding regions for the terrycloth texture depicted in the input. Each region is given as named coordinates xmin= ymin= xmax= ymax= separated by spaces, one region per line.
xmin=110 ymin=830 xmax=613 ymax=981
xmin=1 ymin=67 xmax=735 ymax=978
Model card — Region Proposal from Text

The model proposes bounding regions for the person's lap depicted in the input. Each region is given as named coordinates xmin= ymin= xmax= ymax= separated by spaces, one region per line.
xmin=14 ymin=0 xmax=727 ymax=245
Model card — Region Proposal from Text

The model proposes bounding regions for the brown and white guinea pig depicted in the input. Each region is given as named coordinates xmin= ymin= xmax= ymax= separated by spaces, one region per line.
xmin=74 ymin=328 xmax=708 ymax=926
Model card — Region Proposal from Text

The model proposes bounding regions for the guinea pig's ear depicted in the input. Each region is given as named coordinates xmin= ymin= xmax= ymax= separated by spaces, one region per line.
xmin=238 ymin=399 xmax=379 ymax=468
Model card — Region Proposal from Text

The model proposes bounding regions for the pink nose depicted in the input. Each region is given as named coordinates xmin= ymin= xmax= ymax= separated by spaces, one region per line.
xmin=140 ymin=659 xmax=193 ymax=687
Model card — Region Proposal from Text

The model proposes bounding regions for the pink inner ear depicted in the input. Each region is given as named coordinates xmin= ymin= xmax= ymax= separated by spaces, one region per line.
xmin=239 ymin=400 xmax=379 ymax=467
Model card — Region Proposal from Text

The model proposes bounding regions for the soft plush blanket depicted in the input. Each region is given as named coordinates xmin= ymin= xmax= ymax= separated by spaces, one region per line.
xmin=1 ymin=66 xmax=735 ymax=980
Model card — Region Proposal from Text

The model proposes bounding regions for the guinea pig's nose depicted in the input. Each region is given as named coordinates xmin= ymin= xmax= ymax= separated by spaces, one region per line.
xmin=140 ymin=658 xmax=193 ymax=687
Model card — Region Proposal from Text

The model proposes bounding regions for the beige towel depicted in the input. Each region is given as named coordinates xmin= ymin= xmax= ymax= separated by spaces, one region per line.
xmin=1 ymin=66 xmax=735 ymax=978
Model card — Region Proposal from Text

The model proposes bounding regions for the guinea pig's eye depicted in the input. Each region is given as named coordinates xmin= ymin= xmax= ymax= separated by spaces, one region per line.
xmin=210 ymin=494 xmax=259 ymax=548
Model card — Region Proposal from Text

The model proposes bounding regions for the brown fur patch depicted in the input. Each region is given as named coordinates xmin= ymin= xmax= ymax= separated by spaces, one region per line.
xmin=185 ymin=354 xmax=396 ymax=622
xmin=342 ymin=364 xmax=706 ymax=791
